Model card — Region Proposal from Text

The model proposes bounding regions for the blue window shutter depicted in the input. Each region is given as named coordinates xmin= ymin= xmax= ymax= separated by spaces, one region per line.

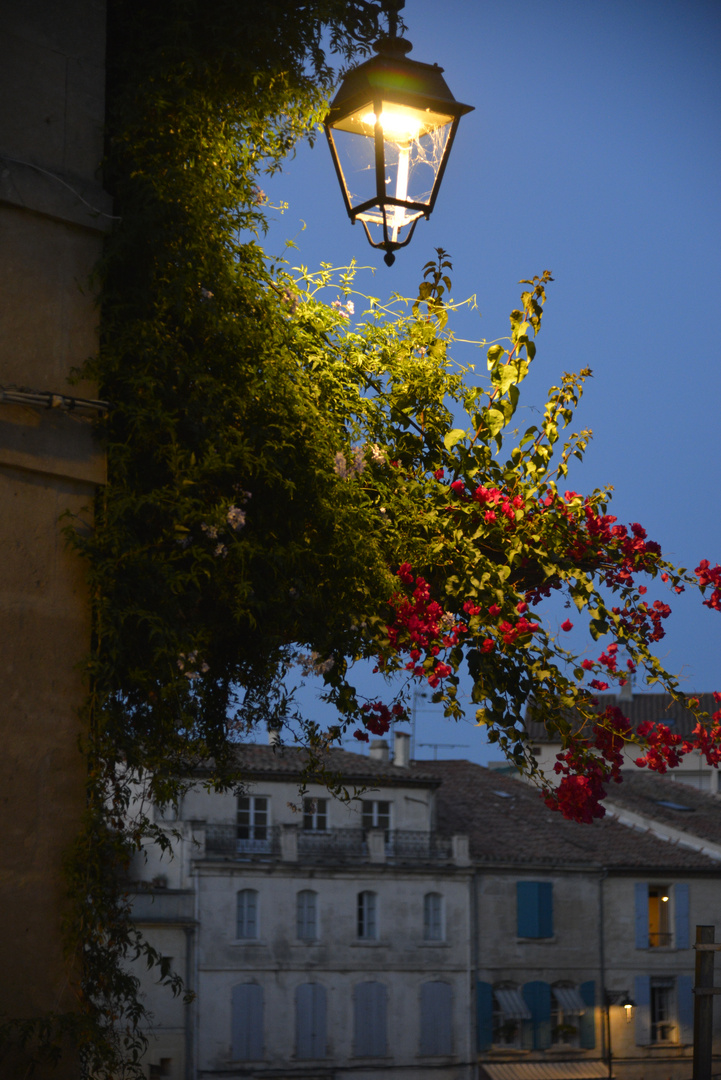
xmin=517 ymin=882 xmax=552 ymax=938
xmin=523 ymin=981 xmax=551 ymax=1050
xmin=674 ymin=883 xmax=690 ymax=949
xmin=677 ymin=975 xmax=693 ymax=1044
xmin=476 ymin=981 xmax=493 ymax=1052
xmin=296 ymin=983 xmax=326 ymax=1059
xmin=420 ymin=982 xmax=453 ymax=1055
xmin=634 ymin=883 xmax=649 ymax=949
xmin=634 ymin=975 xmax=651 ymax=1045
xmin=579 ymin=980 xmax=596 ymax=1049
xmin=354 ymin=982 xmax=387 ymax=1057
xmin=237 ymin=890 xmax=258 ymax=939
xmin=231 ymin=983 xmax=263 ymax=1060
xmin=297 ymin=891 xmax=317 ymax=941
xmin=538 ymin=882 xmax=553 ymax=937
xmin=517 ymin=882 xmax=539 ymax=937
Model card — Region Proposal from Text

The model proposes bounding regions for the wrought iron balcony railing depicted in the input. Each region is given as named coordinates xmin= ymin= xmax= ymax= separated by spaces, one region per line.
xmin=202 ymin=824 xmax=453 ymax=863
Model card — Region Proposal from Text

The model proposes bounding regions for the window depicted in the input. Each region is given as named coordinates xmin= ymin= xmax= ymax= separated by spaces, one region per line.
xmin=357 ymin=890 xmax=377 ymax=940
xmin=651 ymin=979 xmax=675 ymax=1042
xmin=231 ymin=983 xmax=263 ymax=1060
xmin=634 ymin=882 xmax=689 ymax=949
xmin=491 ymin=984 xmax=531 ymax=1048
xmin=296 ymin=983 xmax=327 ymax=1059
xmin=354 ymin=981 xmax=387 ymax=1056
xmin=516 ymin=881 xmax=553 ymax=938
xmin=634 ymin=975 xmax=694 ymax=1046
xmin=420 ymin=982 xmax=453 ymax=1055
xmin=296 ymin=890 xmax=318 ymax=942
xmin=423 ymin=892 xmax=444 ymax=941
xmin=303 ymin=797 xmax=328 ymax=831
xmin=362 ymin=800 xmax=391 ymax=839
xmin=649 ymin=886 xmax=672 ymax=946
xmin=551 ymin=983 xmax=587 ymax=1047
xmin=237 ymin=795 xmax=270 ymax=852
xmin=236 ymin=889 xmax=258 ymax=939
xmin=476 ymin=981 xmax=596 ymax=1053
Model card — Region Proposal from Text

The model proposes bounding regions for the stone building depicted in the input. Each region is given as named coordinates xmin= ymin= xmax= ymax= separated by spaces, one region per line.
xmin=425 ymin=759 xmax=721 ymax=1080
xmin=131 ymin=741 xmax=721 ymax=1080
xmin=130 ymin=733 xmax=474 ymax=1080
xmin=523 ymin=691 xmax=720 ymax=793
xmin=1 ymin=3 xmax=108 ymax=1073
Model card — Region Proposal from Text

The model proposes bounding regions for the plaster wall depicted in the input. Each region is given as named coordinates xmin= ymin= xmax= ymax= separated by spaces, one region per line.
xmin=0 ymin=1 xmax=108 ymax=1071
xmin=477 ymin=868 xmax=601 ymax=977
xmin=194 ymin=865 xmax=471 ymax=1075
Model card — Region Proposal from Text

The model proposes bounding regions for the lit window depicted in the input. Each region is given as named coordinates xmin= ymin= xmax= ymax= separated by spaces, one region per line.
xmin=297 ymin=890 xmax=318 ymax=942
xmin=303 ymin=797 xmax=328 ymax=831
xmin=423 ymin=892 xmax=444 ymax=941
xmin=635 ymin=882 xmax=689 ymax=949
xmin=236 ymin=889 xmax=258 ymax=939
xmin=648 ymin=886 xmax=672 ymax=947
xmin=358 ymin=890 xmax=378 ymax=940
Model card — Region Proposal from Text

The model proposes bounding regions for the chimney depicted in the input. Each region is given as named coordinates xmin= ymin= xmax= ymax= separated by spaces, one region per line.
xmin=393 ymin=730 xmax=410 ymax=768
xmin=369 ymin=739 xmax=389 ymax=764
xmin=618 ymin=677 xmax=633 ymax=703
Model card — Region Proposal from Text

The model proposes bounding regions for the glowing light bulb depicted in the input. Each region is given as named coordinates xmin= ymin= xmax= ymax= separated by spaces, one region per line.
xmin=362 ymin=110 xmax=422 ymax=142
xmin=661 ymin=895 xmax=669 ymax=902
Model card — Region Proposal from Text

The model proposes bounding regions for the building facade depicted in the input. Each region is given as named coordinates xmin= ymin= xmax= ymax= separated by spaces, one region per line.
xmin=131 ymin=743 xmax=721 ymax=1080
xmin=130 ymin=734 xmax=474 ymax=1080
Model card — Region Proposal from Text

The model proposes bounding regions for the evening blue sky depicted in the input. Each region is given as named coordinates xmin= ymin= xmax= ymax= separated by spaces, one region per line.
xmin=261 ymin=0 xmax=721 ymax=764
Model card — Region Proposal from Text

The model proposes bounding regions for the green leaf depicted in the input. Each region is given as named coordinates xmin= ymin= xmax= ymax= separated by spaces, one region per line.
xmin=443 ymin=428 xmax=466 ymax=451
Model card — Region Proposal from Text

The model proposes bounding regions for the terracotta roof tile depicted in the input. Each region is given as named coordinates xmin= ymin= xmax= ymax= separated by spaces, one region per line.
xmin=219 ymin=743 xmax=441 ymax=788
xmin=409 ymin=759 xmax=720 ymax=870
xmin=525 ymin=692 xmax=719 ymax=742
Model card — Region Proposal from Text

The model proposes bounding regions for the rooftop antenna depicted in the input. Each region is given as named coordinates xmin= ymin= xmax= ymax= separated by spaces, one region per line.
xmin=418 ymin=742 xmax=469 ymax=761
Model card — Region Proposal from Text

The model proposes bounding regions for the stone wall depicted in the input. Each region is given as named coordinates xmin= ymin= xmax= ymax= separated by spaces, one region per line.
xmin=0 ymin=2 xmax=108 ymax=1074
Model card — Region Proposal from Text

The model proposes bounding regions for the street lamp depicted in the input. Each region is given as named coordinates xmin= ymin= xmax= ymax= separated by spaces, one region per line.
xmin=324 ymin=2 xmax=473 ymax=265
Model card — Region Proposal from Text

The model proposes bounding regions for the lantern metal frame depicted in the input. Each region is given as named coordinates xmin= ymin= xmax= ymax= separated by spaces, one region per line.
xmin=324 ymin=26 xmax=473 ymax=265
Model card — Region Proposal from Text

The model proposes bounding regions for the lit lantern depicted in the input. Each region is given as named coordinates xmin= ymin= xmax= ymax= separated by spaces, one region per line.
xmin=324 ymin=20 xmax=473 ymax=265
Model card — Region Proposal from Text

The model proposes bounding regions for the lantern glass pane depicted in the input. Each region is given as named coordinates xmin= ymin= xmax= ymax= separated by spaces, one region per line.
xmin=329 ymin=107 xmax=453 ymax=247
xmin=329 ymin=126 xmax=379 ymax=212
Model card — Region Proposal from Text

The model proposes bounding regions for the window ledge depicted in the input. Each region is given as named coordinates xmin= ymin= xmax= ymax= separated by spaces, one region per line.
xmin=516 ymin=936 xmax=557 ymax=944
xmin=417 ymin=941 xmax=450 ymax=948
xmin=350 ymin=940 xmax=387 ymax=947
xmin=230 ymin=939 xmax=265 ymax=946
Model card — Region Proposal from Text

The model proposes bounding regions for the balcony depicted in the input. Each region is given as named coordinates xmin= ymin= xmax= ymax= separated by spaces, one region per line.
xmin=203 ymin=825 xmax=456 ymax=864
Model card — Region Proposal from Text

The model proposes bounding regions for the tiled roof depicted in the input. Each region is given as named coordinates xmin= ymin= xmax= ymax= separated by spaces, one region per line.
xmin=409 ymin=759 xmax=720 ymax=870
xmin=525 ymin=692 xmax=719 ymax=743
xmin=606 ymin=769 xmax=721 ymax=846
xmin=214 ymin=743 xmax=441 ymax=788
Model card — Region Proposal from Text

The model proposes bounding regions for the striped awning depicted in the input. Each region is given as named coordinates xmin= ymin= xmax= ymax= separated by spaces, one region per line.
xmin=495 ymin=987 xmax=532 ymax=1021
xmin=552 ymin=985 xmax=587 ymax=1015
xmin=481 ymin=1061 xmax=608 ymax=1080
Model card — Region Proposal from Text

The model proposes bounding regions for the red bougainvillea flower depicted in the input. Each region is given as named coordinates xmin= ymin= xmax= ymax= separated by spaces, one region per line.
xmin=561 ymin=619 xmax=573 ymax=631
